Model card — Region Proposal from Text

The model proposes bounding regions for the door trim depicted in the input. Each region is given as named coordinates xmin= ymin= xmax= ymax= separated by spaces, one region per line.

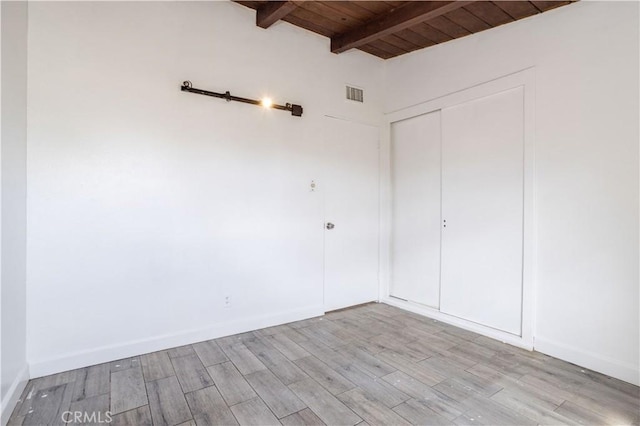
xmin=379 ymin=68 xmax=536 ymax=348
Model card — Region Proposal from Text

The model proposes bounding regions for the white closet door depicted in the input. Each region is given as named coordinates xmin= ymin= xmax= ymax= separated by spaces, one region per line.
xmin=390 ymin=111 xmax=441 ymax=308
xmin=440 ymin=87 xmax=524 ymax=335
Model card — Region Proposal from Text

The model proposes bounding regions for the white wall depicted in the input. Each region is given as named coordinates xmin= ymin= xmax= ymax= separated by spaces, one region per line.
xmin=0 ymin=1 xmax=29 ymax=422
xmin=25 ymin=1 xmax=384 ymax=376
xmin=384 ymin=1 xmax=639 ymax=385
xmin=24 ymin=0 xmax=640 ymax=388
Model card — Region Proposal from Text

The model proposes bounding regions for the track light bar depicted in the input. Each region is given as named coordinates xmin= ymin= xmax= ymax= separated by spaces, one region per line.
xmin=180 ymin=81 xmax=303 ymax=117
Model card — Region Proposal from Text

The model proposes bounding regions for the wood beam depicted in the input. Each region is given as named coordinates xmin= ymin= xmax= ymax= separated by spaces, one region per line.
xmin=331 ymin=1 xmax=474 ymax=54
xmin=257 ymin=1 xmax=299 ymax=29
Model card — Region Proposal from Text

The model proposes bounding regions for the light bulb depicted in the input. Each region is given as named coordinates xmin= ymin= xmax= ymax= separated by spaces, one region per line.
xmin=261 ymin=97 xmax=273 ymax=108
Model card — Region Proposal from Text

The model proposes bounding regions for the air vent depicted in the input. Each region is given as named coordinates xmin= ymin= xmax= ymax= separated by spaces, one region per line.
xmin=346 ymin=85 xmax=364 ymax=103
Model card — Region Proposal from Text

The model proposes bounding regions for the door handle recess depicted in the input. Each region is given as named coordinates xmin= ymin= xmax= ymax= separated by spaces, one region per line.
xmin=326 ymin=222 xmax=335 ymax=230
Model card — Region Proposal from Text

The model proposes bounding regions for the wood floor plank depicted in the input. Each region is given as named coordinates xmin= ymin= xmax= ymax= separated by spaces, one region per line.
xmin=245 ymin=369 xmax=306 ymax=418
xmin=406 ymin=335 xmax=458 ymax=356
xmin=22 ymin=383 xmax=73 ymax=426
xmin=362 ymin=303 xmax=399 ymax=318
xmin=393 ymin=314 xmax=446 ymax=335
xmin=146 ymin=376 xmax=192 ymax=426
xmin=383 ymin=370 xmax=438 ymax=399
xmin=294 ymin=356 xmax=356 ymax=395
xmin=140 ymin=351 xmax=175 ymax=382
xmin=68 ymin=394 xmax=110 ymax=425
xmin=6 ymin=414 xmax=24 ymax=426
xmin=170 ymin=353 xmax=214 ymax=393
xmin=453 ymin=407 xmax=537 ymax=426
xmin=382 ymin=371 xmax=463 ymax=420
xmin=217 ymin=339 xmax=268 ymax=375
xmin=331 ymin=317 xmax=380 ymax=340
xmin=12 ymin=380 xmax=33 ymax=417
xmin=347 ymin=336 xmax=389 ymax=355
xmin=474 ymin=335 xmax=549 ymax=364
xmin=350 ymin=317 xmax=407 ymax=339
xmin=420 ymin=357 xmax=502 ymax=397
xmin=447 ymin=341 xmax=498 ymax=364
xmin=297 ymin=340 xmax=351 ymax=370
xmin=434 ymin=379 xmax=536 ymax=426
xmin=337 ymin=345 xmax=396 ymax=377
xmin=368 ymin=334 xmax=429 ymax=361
xmin=110 ymin=367 xmax=148 ymax=414
xmin=572 ymin=379 xmax=640 ymax=420
xmin=335 ymin=363 xmax=410 ymax=408
xmin=393 ymin=398 xmax=454 ymax=426
xmin=185 ymin=385 xmax=238 ymax=426
xmin=110 ymin=406 xmax=153 ymax=426
xmin=72 ymin=363 xmax=110 ymax=402
xmin=280 ymin=408 xmax=325 ymax=426
xmin=279 ymin=327 xmax=309 ymax=344
xmin=377 ymin=350 xmax=447 ymax=386
xmin=490 ymin=387 xmax=578 ymax=425
xmin=438 ymin=326 xmax=479 ymax=342
xmin=255 ymin=323 xmax=295 ymax=337
xmin=230 ymin=397 xmax=281 ymax=426
xmin=167 ymin=345 xmax=196 ymax=358
xmin=266 ymin=333 xmax=311 ymax=361
xmin=316 ymin=321 xmax=361 ymax=344
xmin=287 ymin=316 xmax=324 ymax=329
xmin=23 ymin=368 xmax=81 ymax=398
xmin=298 ymin=325 xmax=347 ymax=348
xmin=391 ymin=324 xmax=441 ymax=346
xmin=580 ymin=370 xmax=640 ymax=400
xmin=483 ymin=352 xmax=539 ymax=378
xmin=520 ymin=373 xmax=640 ymax=424
xmin=242 ymin=334 xmax=308 ymax=384
xmin=268 ymin=360 xmax=309 ymax=386
xmin=337 ymin=388 xmax=412 ymax=426
xmin=465 ymin=363 xmax=531 ymax=396
xmin=193 ymin=340 xmax=228 ymax=366
xmin=469 ymin=364 xmax=564 ymax=407
xmin=358 ymin=309 xmax=410 ymax=330
xmin=207 ymin=361 xmax=257 ymax=406
xmin=289 ymin=378 xmax=362 ymax=426
xmin=110 ymin=357 xmax=141 ymax=372
xmin=554 ymin=400 xmax=618 ymax=425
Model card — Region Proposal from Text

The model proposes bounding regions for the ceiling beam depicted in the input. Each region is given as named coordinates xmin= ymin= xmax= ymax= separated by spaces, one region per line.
xmin=331 ymin=1 xmax=474 ymax=54
xmin=257 ymin=1 xmax=299 ymax=29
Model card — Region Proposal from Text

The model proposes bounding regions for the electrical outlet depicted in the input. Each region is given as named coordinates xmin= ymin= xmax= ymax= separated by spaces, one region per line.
xmin=224 ymin=295 xmax=231 ymax=308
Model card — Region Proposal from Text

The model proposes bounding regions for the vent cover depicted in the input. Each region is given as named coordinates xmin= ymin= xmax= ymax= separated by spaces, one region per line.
xmin=346 ymin=85 xmax=364 ymax=103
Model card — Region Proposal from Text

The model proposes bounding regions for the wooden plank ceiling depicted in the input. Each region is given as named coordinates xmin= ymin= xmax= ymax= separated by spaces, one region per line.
xmin=234 ymin=1 xmax=575 ymax=59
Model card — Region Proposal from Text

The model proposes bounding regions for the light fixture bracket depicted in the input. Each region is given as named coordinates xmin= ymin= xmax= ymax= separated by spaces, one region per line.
xmin=181 ymin=81 xmax=303 ymax=117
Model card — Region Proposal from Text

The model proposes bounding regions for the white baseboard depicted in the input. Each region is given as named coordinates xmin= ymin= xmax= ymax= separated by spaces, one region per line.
xmin=29 ymin=304 xmax=324 ymax=379
xmin=535 ymin=337 xmax=640 ymax=386
xmin=382 ymin=297 xmax=534 ymax=350
xmin=1 ymin=364 xmax=29 ymax=426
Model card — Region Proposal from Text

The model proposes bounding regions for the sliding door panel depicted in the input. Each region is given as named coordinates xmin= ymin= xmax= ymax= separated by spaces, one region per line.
xmin=440 ymin=87 xmax=524 ymax=335
xmin=390 ymin=111 xmax=441 ymax=308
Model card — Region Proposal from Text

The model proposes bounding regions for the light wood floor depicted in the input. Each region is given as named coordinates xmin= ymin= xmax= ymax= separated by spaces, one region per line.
xmin=9 ymin=303 xmax=640 ymax=425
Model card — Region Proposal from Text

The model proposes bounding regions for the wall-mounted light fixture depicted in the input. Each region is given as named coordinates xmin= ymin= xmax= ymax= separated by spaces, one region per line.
xmin=181 ymin=81 xmax=303 ymax=117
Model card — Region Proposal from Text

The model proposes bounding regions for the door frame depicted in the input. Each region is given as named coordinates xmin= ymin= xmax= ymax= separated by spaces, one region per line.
xmin=379 ymin=68 xmax=536 ymax=350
